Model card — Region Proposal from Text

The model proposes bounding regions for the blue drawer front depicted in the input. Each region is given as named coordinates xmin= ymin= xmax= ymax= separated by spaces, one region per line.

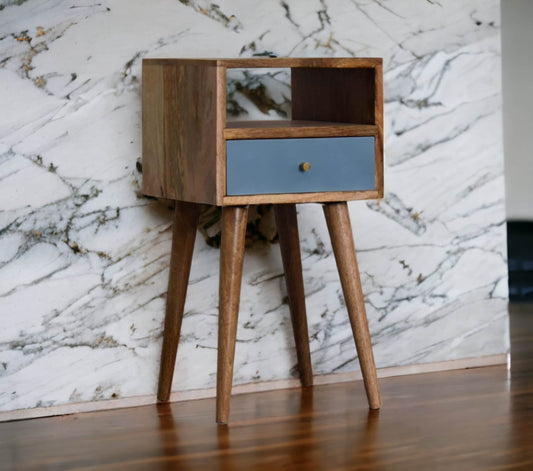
xmin=226 ymin=136 xmax=375 ymax=196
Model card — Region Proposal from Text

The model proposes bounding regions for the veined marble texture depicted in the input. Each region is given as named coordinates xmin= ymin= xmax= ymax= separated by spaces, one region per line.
xmin=0 ymin=0 xmax=508 ymax=413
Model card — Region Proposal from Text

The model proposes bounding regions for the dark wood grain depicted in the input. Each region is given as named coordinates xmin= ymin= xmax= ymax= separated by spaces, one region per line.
xmin=2 ymin=305 xmax=531 ymax=470
xmin=323 ymin=202 xmax=381 ymax=409
xmin=292 ymin=67 xmax=375 ymax=125
xmin=274 ymin=204 xmax=313 ymax=387
xmin=217 ymin=206 xmax=248 ymax=424
xmin=157 ymin=201 xmax=199 ymax=402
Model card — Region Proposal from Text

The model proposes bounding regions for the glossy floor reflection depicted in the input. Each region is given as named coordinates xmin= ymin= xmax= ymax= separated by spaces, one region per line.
xmin=0 ymin=304 xmax=532 ymax=470
xmin=153 ymin=387 xmax=382 ymax=470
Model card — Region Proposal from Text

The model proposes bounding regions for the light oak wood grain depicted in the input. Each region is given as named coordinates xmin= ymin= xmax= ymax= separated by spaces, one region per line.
xmin=274 ymin=204 xmax=313 ymax=387
xmin=217 ymin=206 xmax=248 ymax=423
xmin=323 ymin=202 xmax=381 ymax=410
xmin=157 ymin=201 xmax=199 ymax=402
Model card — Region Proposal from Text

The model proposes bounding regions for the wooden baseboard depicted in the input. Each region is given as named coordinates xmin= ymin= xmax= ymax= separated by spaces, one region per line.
xmin=0 ymin=353 xmax=508 ymax=423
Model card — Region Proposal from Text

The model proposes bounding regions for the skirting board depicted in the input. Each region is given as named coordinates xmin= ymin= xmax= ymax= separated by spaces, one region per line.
xmin=0 ymin=353 xmax=508 ymax=423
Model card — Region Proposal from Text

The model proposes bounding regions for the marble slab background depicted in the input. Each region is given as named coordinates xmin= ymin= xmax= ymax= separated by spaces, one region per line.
xmin=0 ymin=0 xmax=508 ymax=413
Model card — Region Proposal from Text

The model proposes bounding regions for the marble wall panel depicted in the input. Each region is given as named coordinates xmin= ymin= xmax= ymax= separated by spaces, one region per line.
xmin=0 ymin=0 xmax=507 ymax=412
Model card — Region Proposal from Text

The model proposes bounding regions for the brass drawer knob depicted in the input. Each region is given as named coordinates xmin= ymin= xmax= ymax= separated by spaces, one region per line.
xmin=299 ymin=162 xmax=311 ymax=172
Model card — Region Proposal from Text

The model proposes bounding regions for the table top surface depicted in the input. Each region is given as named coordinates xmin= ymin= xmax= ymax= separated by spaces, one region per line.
xmin=142 ymin=57 xmax=382 ymax=68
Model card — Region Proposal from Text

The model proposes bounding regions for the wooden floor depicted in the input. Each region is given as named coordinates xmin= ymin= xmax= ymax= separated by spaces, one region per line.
xmin=1 ymin=304 xmax=532 ymax=470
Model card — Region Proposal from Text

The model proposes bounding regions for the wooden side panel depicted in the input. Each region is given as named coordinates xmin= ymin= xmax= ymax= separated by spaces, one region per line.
xmin=215 ymin=65 xmax=227 ymax=205
xmin=292 ymin=68 xmax=375 ymax=124
xmin=374 ymin=62 xmax=384 ymax=197
xmin=142 ymin=62 xmax=218 ymax=205
xmin=142 ymin=63 xmax=168 ymax=198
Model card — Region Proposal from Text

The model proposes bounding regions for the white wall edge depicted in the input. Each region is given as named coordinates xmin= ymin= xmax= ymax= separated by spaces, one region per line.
xmin=0 ymin=353 xmax=507 ymax=423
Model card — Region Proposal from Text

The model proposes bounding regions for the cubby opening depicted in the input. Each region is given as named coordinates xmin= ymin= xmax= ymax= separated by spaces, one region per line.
xmin=226 ymin=68 xmax=292 ymax=122
xmin=224 ymin=66 xmax=377 ymax=139
xmin=291 ymin=67 xmax=375 ymax=124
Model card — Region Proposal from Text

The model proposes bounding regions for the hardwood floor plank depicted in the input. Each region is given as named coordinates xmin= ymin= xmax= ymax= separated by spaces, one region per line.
xmin=0 ymin=304 xmax=531 ymax=470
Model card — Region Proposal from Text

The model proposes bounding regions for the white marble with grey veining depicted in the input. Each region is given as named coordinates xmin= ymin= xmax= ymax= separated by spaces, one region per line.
xmin=0 ymin=0 xmax=508 ymax=412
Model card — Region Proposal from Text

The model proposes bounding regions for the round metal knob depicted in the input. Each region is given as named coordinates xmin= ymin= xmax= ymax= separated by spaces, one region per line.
xmin=299 ymin=162 xmax=311 ymax=172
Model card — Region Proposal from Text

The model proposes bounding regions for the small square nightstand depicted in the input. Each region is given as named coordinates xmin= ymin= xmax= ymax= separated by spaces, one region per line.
xmin=142 ymin=57 xmax=383 ymax=423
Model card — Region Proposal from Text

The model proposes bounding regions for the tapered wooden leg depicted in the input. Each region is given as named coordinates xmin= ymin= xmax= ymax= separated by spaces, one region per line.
xmin=323 ymin=202 xmax=381 ymax=409
xmin=274 ymin=204 xmax=313 ymax=387
xmin=157 ymin=201 xmax=199 ymax=402
xmin=217 ymin=206 xmax=248 ymax=424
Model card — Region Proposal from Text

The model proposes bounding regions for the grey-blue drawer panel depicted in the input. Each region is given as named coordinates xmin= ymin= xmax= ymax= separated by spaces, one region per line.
xmin=226 ymin=136 xmax=375 ymax=196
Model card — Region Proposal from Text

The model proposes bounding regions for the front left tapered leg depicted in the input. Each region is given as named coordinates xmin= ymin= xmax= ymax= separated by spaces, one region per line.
xmin=323 ymin=202 xmax=381 ymax=410
xmin=216 ymin=206 xmax=248 ymax=424
xmin=158 ymin=201 xmax=200 ymax=402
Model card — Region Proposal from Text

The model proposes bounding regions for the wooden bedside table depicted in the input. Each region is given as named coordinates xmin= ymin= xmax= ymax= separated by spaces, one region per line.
xmin=142 ymin=57 xmax=383 ymax=424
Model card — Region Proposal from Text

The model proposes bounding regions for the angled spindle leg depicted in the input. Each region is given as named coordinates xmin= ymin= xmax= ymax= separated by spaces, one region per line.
xmin=323 ymin=202 xmax=381 ymax=409
xmin=158 ymin=201 xmax=200 ymax=402
xmin=274 ymin=204 xmax=313 ymax=387
xmin=217 ymin=205 xmax=248 ymax=424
